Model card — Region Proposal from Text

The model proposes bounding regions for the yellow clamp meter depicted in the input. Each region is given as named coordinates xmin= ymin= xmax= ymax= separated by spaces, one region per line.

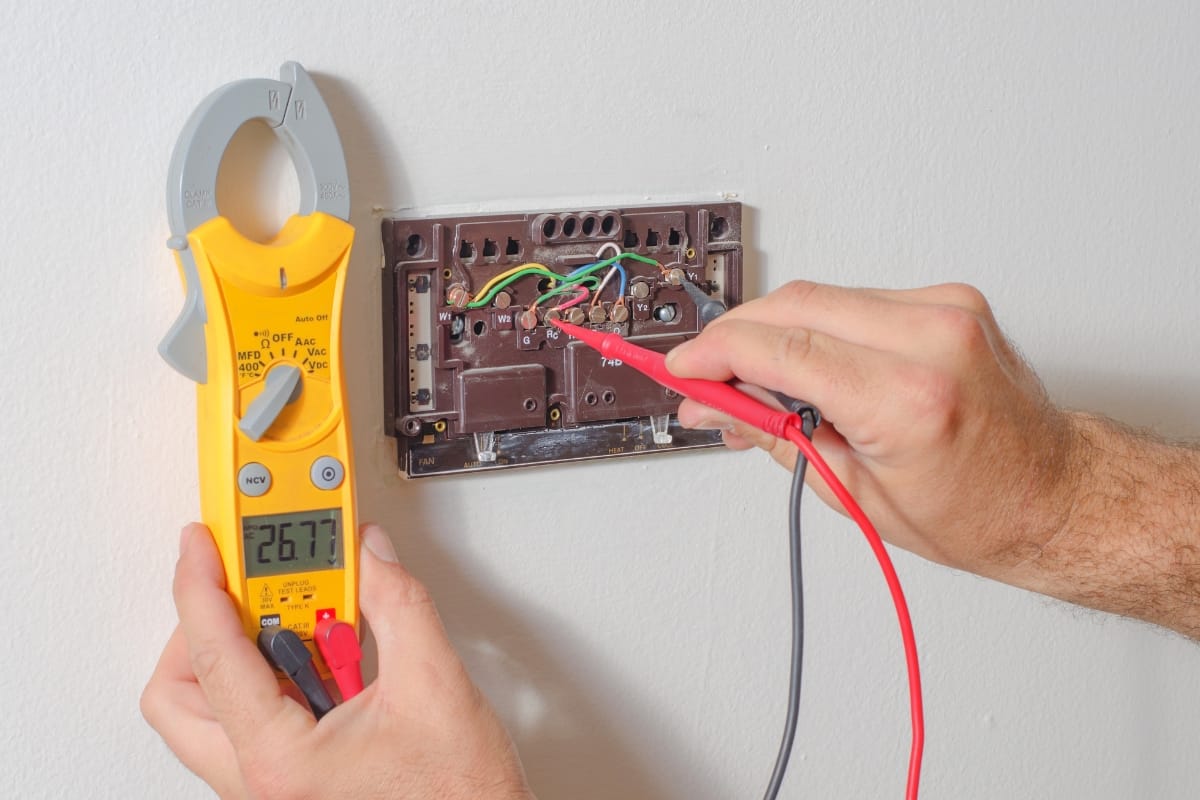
xmin=160 ymin=62 xmax=357 ymax=670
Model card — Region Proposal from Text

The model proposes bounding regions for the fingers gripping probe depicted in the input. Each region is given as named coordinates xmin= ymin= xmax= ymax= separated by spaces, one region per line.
xmin=161 ymin=63 xmax=361 ymax=682
xmin=550 ymin=320 xmax=925 ymax=799
xmin=550 ymin=320 xmax=805 ymax=438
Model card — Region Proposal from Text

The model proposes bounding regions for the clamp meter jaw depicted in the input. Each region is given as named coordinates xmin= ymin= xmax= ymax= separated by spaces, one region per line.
xmin=161 ymin=63 xmax=357 ymax=672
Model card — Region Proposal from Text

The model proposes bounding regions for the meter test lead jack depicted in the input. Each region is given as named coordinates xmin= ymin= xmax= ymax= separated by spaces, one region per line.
xmin=160 ymin=62 xmax=363 ymax=709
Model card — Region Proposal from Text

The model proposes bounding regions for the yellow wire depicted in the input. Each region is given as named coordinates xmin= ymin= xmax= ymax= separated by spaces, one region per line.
xmin=471 ymin=262 xmax=554 ymax=303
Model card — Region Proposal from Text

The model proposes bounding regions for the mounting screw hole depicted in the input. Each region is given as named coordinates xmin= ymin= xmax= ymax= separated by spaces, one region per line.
xmin=442 ymin=268 xmax=453 ymax=280
xmin=549 ymin=407 xmax=561 ymax=421
xmin=433 ymin=420 xmax=447 ymax=432
xmin=653 ymin=303 xmax=679 ymax=323
xmin=401 ymin=417 xmax=423 ymax=436
xmin=709 ymin=215 xmax=729 ymax=240
xmin=523 ymin=397 xmax=538 ymax=412
xmin=472 ymin=320 xmax=487 ymax=336
xmin=583 ymin=392 xmax=598 ymax=406
xmin=601 ymin=390 xmax=616 ymax=405
xmin=405 ymin=234 xmax=426 ymax=258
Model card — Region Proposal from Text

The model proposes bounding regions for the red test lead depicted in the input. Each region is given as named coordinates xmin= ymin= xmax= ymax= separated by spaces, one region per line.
xmin=315 ymin=618 xmax=364 ymax=701
xmin=551 ymin=321 xmax=802 ymax=437
xmin=551 ymin=319 xmax=925 ymax=800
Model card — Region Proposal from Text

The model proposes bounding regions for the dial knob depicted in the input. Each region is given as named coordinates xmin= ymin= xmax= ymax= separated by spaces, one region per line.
xmin=239 ymin=364 xmax=302 ymax=441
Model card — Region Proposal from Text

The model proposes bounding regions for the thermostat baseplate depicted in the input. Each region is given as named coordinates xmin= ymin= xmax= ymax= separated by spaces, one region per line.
xmin=382 ymin=201 xmax=743 ymax=477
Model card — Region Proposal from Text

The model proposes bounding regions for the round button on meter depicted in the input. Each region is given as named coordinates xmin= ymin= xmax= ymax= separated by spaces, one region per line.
xmin=237 ymin=462 xmax=272 ymax=497
xmin=310 ymin=456 xmax=345 ymax=490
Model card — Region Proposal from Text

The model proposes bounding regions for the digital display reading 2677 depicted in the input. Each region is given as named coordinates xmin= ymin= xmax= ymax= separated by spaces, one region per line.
xmin=242 ymin=508 xmax=344 ymax=579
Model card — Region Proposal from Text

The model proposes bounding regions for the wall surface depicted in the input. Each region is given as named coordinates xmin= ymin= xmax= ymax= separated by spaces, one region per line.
xmin=3 ymin=2 xmax=1200 ymax=798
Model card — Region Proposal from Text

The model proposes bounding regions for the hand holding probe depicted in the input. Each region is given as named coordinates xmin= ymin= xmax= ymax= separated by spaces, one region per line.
xmin=550 ymin=319 xmax=924 ymax=800
xmin=549 ymin=320 xmax=814 ymax=439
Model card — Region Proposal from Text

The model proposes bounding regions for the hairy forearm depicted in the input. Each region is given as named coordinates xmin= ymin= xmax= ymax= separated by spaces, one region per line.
xmin=665 ymin=281 xmax=1200 ymax=637
xmin=1007 ymin=412 xmax=1200 ymax=638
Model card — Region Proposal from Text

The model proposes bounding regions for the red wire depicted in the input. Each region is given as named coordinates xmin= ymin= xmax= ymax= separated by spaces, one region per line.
xmin=554 ymin=286 xmax=590 ymax=311
xmin=783 ymin=425 xmax=924 ymax=800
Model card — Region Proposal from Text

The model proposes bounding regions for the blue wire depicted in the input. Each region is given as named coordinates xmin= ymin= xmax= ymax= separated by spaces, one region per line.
xmin=568 ymin=258 xmax=628 ymax=299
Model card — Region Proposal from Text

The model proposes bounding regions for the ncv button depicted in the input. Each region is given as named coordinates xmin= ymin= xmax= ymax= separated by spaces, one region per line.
xmin=237 ymin=462 xmax=272 ymax=497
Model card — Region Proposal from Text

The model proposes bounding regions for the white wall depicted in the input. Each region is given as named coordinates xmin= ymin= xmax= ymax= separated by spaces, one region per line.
xmin=3 ymin=2 xmax=1199 ymax=797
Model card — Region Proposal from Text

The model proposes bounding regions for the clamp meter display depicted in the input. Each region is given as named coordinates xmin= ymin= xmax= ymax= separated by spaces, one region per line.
xmin=160 ymin=62 xmax=358 ymax=668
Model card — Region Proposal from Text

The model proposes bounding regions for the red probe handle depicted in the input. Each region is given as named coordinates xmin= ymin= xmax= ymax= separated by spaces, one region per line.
xmin=553 ymin=320 xmax=800 ymax=437
xmin=314 ymin=618 xmax=364 ymax=701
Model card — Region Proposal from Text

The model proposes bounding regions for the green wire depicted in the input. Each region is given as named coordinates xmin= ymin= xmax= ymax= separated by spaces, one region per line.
xmin=533 ymin=275 xmax=600 ymax=306
xmin=459 ymin=252 xmax=661 ymax=309
xmin=571 ymin=252 xmax=661 ymax=279
xmin=606 ymin=252 xmax=660 ymax=268
xmin=531 ymin=253 xmax=661 ymax=306
xmin=465 ymin=266 xmax=559 ymax=308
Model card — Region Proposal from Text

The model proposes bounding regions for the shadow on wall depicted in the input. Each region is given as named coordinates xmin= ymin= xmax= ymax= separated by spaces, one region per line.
xmin=741 ymin=204 xmax=766 ymax=302
xmin=313 ymin=74 xmax=718 ymax=799
xmin=368 ymin=488 xmax=693 ymax=800
xmin=1045 ymin=368 xmax=1200 ymax=440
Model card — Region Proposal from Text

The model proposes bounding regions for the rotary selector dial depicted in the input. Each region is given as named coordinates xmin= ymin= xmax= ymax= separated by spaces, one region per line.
xmin=239 ymin=363 xmax=303 ymax=441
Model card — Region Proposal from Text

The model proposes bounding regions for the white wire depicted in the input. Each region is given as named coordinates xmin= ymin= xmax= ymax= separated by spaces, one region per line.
xmin=592 ymin=265 xmax=620 ymax=298
xmin=595 ymin=241 xmax=622 ymax=260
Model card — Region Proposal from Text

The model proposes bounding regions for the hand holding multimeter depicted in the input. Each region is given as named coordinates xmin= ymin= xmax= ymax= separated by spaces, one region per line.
xmin=144 ymin=520 xmax=534 ymax=798
xmin=149 ymin=75 xmax=534 ymax=800
xmin=159 ymin=63 xmax=361 ymax=692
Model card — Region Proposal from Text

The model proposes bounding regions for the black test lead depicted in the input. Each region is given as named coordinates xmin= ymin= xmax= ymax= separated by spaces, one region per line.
xmin=257 ymin=627 xmax=336 ymax=720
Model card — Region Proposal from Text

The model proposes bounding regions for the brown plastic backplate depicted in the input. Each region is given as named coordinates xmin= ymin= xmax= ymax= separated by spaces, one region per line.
xmin=382 ymin=202 xmax=743 ymax=477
